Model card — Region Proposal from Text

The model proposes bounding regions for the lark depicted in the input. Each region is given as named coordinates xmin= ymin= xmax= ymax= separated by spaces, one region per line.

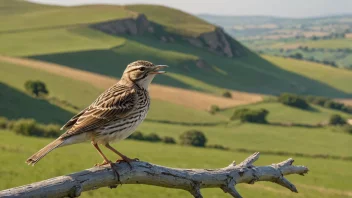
xmin=26 ymin=60 xmax=167 ymax=173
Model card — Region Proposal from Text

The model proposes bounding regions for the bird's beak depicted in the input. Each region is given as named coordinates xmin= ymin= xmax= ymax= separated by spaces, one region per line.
xmin=150 ymin=65 xmax=168 ymax=74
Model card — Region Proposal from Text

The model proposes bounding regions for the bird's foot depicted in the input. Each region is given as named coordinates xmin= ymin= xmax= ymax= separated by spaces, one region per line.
xmin=116 ymin=157 xmax=139 ymax=170
xmin=94 ymin=160 xmax=120 ymax=181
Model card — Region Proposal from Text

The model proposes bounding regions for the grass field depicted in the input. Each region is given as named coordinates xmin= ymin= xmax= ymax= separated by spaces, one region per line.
xmin=220 ymin=102 xmax=352 ymax=124
xmin=0 ymin=2 xmax=132 ymax=32
xmin=262 ymin=55 xmax=352 ymax=94
xmin=0 ymin=27 xmax=126 ymax=56
xmin=1 ymin=132 xmax=351 ymax=198
xmin=138 ymin=121 xmax=352 ymax=157
xmin=272 ymin=39 xmax=352 ymax=49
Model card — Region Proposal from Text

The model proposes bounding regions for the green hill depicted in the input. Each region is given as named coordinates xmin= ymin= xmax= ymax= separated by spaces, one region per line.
xmin=0 ymin=1 xmax=351 ymax=98
xmin=0 ymin=60 xmax=227 ymax=124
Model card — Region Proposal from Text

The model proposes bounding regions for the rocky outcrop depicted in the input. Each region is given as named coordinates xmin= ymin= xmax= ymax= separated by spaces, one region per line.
xmin=90 ymin=14 xmax=154 ymax=35
xmin=198 ymin=28 xmax=234 ymax=57
xmin=91 ymin=14 xmax=245 ymax=58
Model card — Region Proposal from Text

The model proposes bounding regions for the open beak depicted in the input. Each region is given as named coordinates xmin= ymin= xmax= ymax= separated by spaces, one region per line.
xmin=150 ymin=65 xmax=168 ymax=74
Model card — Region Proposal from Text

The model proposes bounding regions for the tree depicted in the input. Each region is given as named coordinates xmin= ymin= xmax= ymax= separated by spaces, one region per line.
xmin=162 ymin=136 xmax=176 ymax=144
xmin=209 ymin=105 xmax=220 ymax=114
xmin=144 ymin=133 xmax=162 ymax=142
xmin=329 ymin=114 xmax=346 ymax=125
xmin=24 ymin=80 xmax=49 ymax=97
xmin=232 ymin=108 xmax=269 ymax=124
xmin=180 ymin=130 xmax=207 ymax=147
xmin=278 ymin=93 xmax=309 ymax=109
xmin=222 ymin=91 xmax=232 ymax=98
xmin=290 ymin=53 xmax=303 ymax=60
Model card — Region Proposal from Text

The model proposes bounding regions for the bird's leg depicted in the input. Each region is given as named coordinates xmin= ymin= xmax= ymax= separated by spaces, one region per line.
xmin=105 ymin=143 xmax=139 ymax=169
xmin=92 ymin=141 xmax=120 ymax=181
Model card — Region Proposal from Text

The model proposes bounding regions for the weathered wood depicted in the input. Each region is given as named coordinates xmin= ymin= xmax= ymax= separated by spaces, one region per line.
xmin=0 ymin=152 xmax=308 ymax=198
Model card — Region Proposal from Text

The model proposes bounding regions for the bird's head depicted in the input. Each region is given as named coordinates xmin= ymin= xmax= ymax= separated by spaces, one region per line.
xmin=121 ymin=60 xmax=168 ymax=89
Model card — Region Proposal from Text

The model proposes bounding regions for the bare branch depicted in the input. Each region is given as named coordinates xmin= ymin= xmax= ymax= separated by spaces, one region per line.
xmin=0 ymin=153 xmax=309 ymax=198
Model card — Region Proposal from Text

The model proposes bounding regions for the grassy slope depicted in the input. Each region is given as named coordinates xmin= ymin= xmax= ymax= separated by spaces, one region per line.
xmin=220 ymin=102 xmax=352 ymax=124
xmin=0 ymin=27 xmax=126 ymax=56
xmin=1 ymin=132 xmax=351 ymax=198
xmin=0 ymin=60 xmax=227 ymax=124
xmin=263 ymin=55 xmax=352 ymax=94
xmin=0 ymin=1 xmax=351 ymax=98
xmin=0 ymin=1 xmax=132 ymax=32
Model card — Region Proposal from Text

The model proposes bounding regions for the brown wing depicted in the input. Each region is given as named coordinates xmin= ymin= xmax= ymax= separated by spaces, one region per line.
xmin=60 ymin=107 xmax=89 ymax=130
xmin=60 ymin=84 xmax=137 ymax=139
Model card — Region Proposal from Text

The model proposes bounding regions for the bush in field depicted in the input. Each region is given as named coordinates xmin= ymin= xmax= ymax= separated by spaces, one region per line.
xmin=231 ymin=108 xmax=269 ymax=124
xmin=0 ymin=117 xmax=8 ymax=129
xmin=209 ymin=105 xmax=220 ymax=114
xmin=305 ymin=96 xmax=330 ymax=106
xmin=222 ymin=91 xmax=232 ymax=98
xmin=127 ymin=131 xmax=144 ymax=140
xmin=162 ymin=136 xmax=176 ymax=144
xmin=11 ymin=119 xmax=61 ymax=137
xmin=304 ymin=95 xmax=352 ymax=114
xmin=278 ymin=93 xmax=309 ymax=109
xmin=329 ymin=114 xmax=347 ymax=125
xmin=144 ymin=133 xmax=162 ymax=142
xmin=24 ymin=80 xmax=49 ymax=97
xmin=241 ymin=109 xmax=269 ymax=123
xmin=180 ymin=130 xmax=207 ymax=147
xmin=324 ymin=100 xmax=344 ymax=110
xmin=231 ymin=108 xmax=250 ymax=120
xmin=207 ymin=144 xmax=229 ymax=150
xmin=12 ymin=119 xmax=37 ymax=136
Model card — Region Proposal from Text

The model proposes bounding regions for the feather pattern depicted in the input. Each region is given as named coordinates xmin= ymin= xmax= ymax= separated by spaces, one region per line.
xmin=60 ymin=83 xmax=137 ymax=139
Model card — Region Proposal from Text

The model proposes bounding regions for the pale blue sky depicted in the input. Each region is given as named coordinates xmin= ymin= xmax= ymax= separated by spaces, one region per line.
xmin=29 ymin=0 xmax=352 ymax=18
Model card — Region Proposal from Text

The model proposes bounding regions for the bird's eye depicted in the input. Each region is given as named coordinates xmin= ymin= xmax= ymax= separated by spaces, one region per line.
xmin=139 ymin=67 xmax=146 ymax=71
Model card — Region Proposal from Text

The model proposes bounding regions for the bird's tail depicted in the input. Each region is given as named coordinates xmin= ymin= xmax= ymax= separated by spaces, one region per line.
xmin=26 ymin=138 xmax=64 ymax=166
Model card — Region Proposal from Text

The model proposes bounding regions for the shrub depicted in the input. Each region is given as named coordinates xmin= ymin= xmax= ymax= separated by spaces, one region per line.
xmin=128 ymin=131 xmax=144 ymax=140
xmin=324 ymin=100 xmax=344 ymax=110
xmin=12 ymin=119 xmax=37 ymax=136
xmin=278 ymin=93 xmax=309 ymax=109
xmin=222 ymin=91 xmax=232 ymax=98
xmin=11 ymin=119 xmax=61 ymax=137
xmin=329 ymin=114 xmax=347 ymax=125
xmin=24 ymin=80 xmax=49 ymax=97
xmin=144 ymin=133 xmax=162 ymax=142
xmin=240 ymin=109 xmax=269 ymax=123
xmin=162 ymin=136 xmax=176 ymax=144
xmin=305 ymin=96 xmax=330 ymax=106
xmin=231 ymin=108 xmax=250 ymax=120
xmin=0 ymin=117 xmax=8 ymax=129
xmin=180 ymin=130 xmax=207 ymax=147
xmin=209 ymin=105 xmax=220 ymax=114
xmin=207 ymin=144 xmax=229 ymax=150
xmin=42 ymin=124 xmax=61 ymax=138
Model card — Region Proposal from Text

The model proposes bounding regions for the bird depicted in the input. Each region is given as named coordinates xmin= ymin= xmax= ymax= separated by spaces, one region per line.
xmin=26 ymin=60 xmax=167 ymax=174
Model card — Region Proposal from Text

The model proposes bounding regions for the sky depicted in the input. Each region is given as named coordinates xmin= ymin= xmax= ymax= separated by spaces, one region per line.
xmin=29 ymin=0 xmax=352 ymax=18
